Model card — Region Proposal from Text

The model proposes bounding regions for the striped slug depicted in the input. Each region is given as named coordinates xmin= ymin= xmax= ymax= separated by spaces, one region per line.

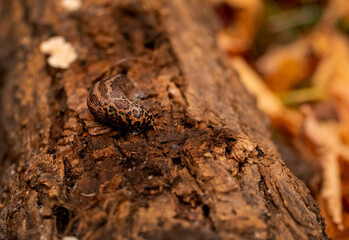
xmin=87 ymin=74 xmax=154 ymax=130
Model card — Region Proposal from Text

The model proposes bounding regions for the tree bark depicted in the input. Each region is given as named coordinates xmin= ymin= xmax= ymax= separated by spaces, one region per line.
xmin=0 ymin=0 xmax=328 ymax=239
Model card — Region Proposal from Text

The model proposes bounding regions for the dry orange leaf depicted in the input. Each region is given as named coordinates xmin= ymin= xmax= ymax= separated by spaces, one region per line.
xmin=256 ymin=38 xmax=315 ymax=92
xmin=230 ymin=56 xmax=303 ymax=136
xmin=213 ymin=0 xmax=263 ymax=55
xmin=301 ymin=105 xmax=343 ymax=230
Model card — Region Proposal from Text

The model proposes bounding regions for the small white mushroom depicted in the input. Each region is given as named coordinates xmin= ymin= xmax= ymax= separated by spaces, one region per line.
xmin=40 ymin=36 xmax=78 ymax=69
xmin=62 ymin=236 xmax=79 ymax=240
xmin=61 ymin=0 xmax=82 ymax=12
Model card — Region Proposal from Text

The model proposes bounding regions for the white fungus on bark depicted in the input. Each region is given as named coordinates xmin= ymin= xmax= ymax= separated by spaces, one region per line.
xmin=61 ymin=0 xmax=82 ymax=12
xmin=40 ymin=36 xmax=78 ymax=69
xmin=62 ymin=236 xmax=79 ymax=240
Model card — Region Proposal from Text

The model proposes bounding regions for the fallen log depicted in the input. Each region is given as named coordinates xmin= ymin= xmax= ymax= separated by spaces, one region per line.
xmin=0 ymin=0 xmax=328 ymax=239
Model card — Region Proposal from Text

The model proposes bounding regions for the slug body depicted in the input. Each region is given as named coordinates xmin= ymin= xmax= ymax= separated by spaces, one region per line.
xmin=87 ymin=74 xmax=154 ymax=130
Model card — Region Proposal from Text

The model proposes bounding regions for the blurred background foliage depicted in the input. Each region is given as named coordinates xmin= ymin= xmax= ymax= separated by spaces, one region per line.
xmin=212 ymin=0 xmax=349 ymax=238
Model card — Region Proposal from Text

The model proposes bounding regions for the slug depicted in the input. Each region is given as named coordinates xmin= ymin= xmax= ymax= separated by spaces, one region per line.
xmin=87 ymin=74 xmax=154 ymax=130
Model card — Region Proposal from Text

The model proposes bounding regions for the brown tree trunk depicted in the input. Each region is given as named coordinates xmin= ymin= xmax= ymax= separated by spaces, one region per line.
xmin=0 ymin=0 xmax=328 ymax=239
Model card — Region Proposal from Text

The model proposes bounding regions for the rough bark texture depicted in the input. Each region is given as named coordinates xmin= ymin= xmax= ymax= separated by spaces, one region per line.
xmin=0 ymin=0 xmax=328 ymax=239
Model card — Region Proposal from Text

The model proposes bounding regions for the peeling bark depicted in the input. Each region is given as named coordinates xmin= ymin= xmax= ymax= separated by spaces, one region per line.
xmin=0 ymin=0 xmax=328 ymax=239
